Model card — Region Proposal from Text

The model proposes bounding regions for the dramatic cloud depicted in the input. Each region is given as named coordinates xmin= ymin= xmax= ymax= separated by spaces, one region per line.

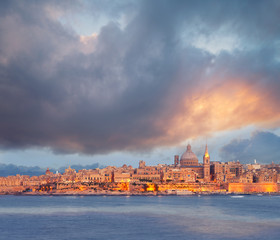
xmin=220 ymin=131 xmax=280 ymax=164
xmin=0 ymin=0 xmax=280 ymax=156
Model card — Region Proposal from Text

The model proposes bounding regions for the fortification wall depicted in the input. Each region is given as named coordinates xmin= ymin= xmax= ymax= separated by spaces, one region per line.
xmin=228 ymin=183 xmax=279 ymax=193
xmin=157 ymin=183 xmax=226 ymax=192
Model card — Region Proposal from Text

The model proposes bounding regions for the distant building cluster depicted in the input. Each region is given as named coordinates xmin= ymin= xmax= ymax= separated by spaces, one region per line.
xmin=0 ymin=144 xmax=280 ymax=194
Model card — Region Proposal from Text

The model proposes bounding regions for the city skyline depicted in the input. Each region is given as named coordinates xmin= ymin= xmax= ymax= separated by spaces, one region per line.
xmin=0 ymin=0 xmax=280 ymax=172
xmin=1 ymin=142 xmax=280 ymax=195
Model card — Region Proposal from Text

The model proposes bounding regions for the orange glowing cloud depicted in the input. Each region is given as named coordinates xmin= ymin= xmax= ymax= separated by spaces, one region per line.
xmin=152 ymin=79 xmax=280 ymax=146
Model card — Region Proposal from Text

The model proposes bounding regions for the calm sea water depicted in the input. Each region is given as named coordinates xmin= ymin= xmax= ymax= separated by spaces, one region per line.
xmin=0 ymin=195 xmax=279 ymax=240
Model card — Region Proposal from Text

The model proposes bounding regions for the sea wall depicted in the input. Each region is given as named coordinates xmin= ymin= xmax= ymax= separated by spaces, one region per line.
xmin=0 ymin=186 xmax=25 ymax=194
xmin=228 ymin=183 xmax=279 ymax=193
xmin=157 ymin=183 xmax=227 ymax=193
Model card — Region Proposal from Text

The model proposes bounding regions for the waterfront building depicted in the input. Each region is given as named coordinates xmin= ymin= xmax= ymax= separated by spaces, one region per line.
xmin=131 ymin=163 xmax=162 ymax=183
xmin=162 ymin=168 xmax=197 ymax=183
xmin=210 ymin=161 xmax=243 ymax=183
xmin=239 ymin=171 xmax=254 ymax=183
xmin=254 ymin=169 xmax=278 ymax=183
xmin=79 ymin=169 xmax=103 ymax=183
xmin=113 ymin=172 xmax=131 ymax=183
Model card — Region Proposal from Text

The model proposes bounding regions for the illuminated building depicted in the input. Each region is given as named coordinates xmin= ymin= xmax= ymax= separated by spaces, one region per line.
xmin=203 ymin=145 xmax=210 ymax=182
xmin=174 ymin=144 xmax=210 ymax=182
xmin=210 ymin=161 xmax=243 ymax=183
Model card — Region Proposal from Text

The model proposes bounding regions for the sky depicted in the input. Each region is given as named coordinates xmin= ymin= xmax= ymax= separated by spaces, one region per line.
xmin=0 ymin=0 xmax=280 ymax=172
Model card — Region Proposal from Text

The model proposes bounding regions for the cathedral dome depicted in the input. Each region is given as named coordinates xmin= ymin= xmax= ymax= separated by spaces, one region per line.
xmin=180 ymin=144 xmax=199 ymax=166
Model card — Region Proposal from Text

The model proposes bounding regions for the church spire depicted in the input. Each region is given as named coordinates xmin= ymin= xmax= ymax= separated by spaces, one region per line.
xmin=203 ymin=144 xmax=210 ymax=182
xmin=204 ymin=144 xmax=209 ymax=158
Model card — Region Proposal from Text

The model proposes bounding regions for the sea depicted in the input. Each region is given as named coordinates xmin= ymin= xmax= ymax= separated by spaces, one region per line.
xmin=0 ymin=195 xmax=279 ymax=240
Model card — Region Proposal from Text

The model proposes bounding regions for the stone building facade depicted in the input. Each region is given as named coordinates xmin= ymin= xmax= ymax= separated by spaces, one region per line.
xmin=174 ymin=144 xmax=210 ymax=182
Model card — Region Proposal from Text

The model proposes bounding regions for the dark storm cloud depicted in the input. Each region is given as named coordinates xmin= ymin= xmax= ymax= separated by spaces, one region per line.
xmin=220 ymin=131 xmax=280 ymax=164
xmin=0 ymin=0 xmax=280 ymax=156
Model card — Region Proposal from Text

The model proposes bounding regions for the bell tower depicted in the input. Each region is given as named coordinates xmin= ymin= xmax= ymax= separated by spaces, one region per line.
xmin=203 ymin=144 xmax=210 ymax=182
